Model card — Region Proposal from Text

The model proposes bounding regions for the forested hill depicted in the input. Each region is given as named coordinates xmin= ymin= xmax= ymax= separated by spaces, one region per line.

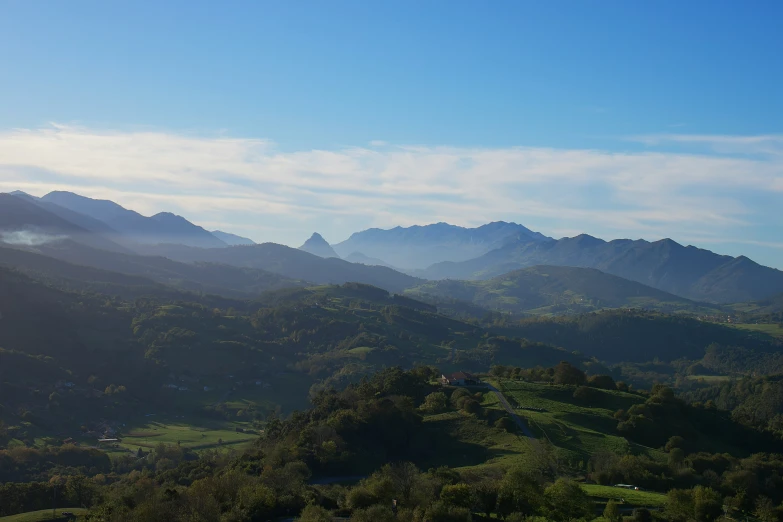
xmin=0 ymin=269 xmax=588 ymax=440
xmin=407 ymin=265 xmax=715 ymax=316
xmin=491 ymin=309 xmax=782 ymax=364
xmin=0 ymin=242 xmax=303 ymax=299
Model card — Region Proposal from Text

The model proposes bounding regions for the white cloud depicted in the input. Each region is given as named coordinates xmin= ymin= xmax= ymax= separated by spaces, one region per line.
xmin=0 ymin=124 xmax=781 ymax=263
xmin=629 ymin=133 xmax=783 ymax=157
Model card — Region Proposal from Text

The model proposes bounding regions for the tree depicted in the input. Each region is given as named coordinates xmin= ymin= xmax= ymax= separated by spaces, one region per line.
xmin=421 ymin=392 xmax=448 ymax=414
xmin=632 ymin=508 xmax=653 ymax=522
xmin=65 ymin=475 xmax=95 ymax=507
xmin=384 ymin=462 xmax=419 ymax=504
xmin=543 ymin=478 xmax=592 ymax=521
xmin=494 ymin=416 xmax=515 ymax=433
xmin=603 ymin=499 xmax=621 ymax=522
xmin=692 ymin=486 xmax=722 ymax=522
xmin=665 ymin=436 xmax=685 ymax=452
xmin=461 ymin=399 xmax=482 ymax=416
xmin=473 ymin=480 xmax=499 ymax=518
xmin=668 ymin=448 xmax=686 ymax=468
xmin=553 ymin=361 xmax=586 ymax=386
xmin=755 ymin=496 xmax=778 ymax=522
xmin=349 ymin=505 xmax=397 ymax=522
xmin=440 ymin=483 xmax=473 ymax=509
xmin=424 ymin=501 xmax=472 ymax=522
xmin=666 ymin=489 xmax=695 ymax=522
xmin=589 ymin=374 xmax=617 ymax=390
xmin=297 ymin=504 xmax=332 ymax=522
xmin=450 ymin=388 xmax=471 ymax=408
xmin=345 ymin=486 xmax=377 ymax=511
xmin=497 ymin=468 xmax=543 ymax=517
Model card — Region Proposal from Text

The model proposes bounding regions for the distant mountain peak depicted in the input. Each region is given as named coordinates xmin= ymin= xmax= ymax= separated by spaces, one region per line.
xmin=299 ymin=232 xmax=340 ymax=258
xmin=334 ymin=221 xmax=550 ymax=269
xmin=152 ymin=212 xmax=188 ymax=222
xmin=8 ymin=190 xmax=37 ymax=200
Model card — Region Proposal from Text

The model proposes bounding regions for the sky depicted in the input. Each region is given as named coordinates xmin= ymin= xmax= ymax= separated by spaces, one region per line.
xmin=0 ymin=1 xmax=782 ymax=268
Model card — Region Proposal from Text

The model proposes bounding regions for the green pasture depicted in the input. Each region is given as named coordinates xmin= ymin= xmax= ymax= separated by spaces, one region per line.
xmin=730 ymin=323 xmax=783 ymax=339
xmin=0 ymin=509 xmax=88 ymax=522
xmin=489 ymin=379 xmax=665 ymax=463
xmin=115 ymin=417 xmax=256 ymax=453
xmin=582 ymin=484 xmax=667 ymax=507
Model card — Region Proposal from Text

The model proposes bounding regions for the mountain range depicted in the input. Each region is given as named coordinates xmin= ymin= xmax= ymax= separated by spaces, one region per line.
xmin=332 ymin=221 xmax=550 ymax=269
xmin=2 ymin=189 xmax=783 ymax=307
xmin=407 ymin=265 xmax=716 ymax=316
xmin=419 ymin=234 xmax=783 ymax=304
xmin=40 ymin=191 xmax=230 ymax=248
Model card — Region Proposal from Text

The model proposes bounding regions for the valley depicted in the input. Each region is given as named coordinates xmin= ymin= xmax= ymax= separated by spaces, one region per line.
xmin=1 ymin=190 xmax=783 ymax=521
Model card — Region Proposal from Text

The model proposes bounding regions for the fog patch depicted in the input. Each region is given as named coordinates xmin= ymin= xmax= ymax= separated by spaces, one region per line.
xmin=0 ymin=229 xmax=68 ymax=246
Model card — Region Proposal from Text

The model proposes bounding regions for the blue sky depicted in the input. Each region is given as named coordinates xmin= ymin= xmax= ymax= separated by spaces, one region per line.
xmin=1 ymin=1 xmax=782 ymax=268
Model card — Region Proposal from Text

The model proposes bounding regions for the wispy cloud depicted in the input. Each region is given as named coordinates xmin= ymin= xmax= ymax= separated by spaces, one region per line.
xmin=0 ymin=229 xmax=68 ymax=246
xmin=0 ymin=124 xmax=781 ymax=266
xmin=629 ymin=133 xmax=783 ymax=156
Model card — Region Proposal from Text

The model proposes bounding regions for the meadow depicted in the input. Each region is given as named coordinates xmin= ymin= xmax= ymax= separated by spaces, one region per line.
xmin=109 ymin=416 xmax=257 ymax=454
xmin=582 ymin=484 xmax=667 ymax=507
xmin=487 ymin=379 xmax=666 ymax=464
xmin=0 ymin=509 xmax=88 ymax=522
xmin=730 ymin=322 xmax=783 ymax=339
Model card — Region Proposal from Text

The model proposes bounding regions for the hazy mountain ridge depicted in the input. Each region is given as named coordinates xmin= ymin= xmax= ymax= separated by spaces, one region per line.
xmin=0 ymin=193 xmax=131 ymax=254
xmin=332 ymin=221 xmax=551 ymax=269
xmin=5 ymin=189 xmax=783 ymax=306
xmin=211 ymin=230 xmax=255 ymax=246
xmin=407 ymin=265 xmax=715 ymax=316
xmin=41 ymin=191 xmax=228 ymax=248
xmin=420 ymin=234 xmax=783 ymax=303
xmin=344 ymin=251 xmax=397 ymax=268
xmin=0 ymin=241 xmax=303 ymax=299
xmin=139 ymin=242 xmax=423 ymax=293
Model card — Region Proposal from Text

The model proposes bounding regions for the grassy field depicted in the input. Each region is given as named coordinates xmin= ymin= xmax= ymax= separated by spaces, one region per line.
xmin=418 ymin=381 xmax=656 ymax=474
xmin=0 ymin=509 xmax=88 ymax=521
xmin=489 ymin=379 xmax=666 ymax=464
xmin=113 ymin=416 xmax=257 ymax=454
xmin=730 ymin=323 xmax=783 ymax=339
xmin=582 ymin=484 xmax=667 ymax=507
xmin=421 ymin=408 xmax=539 ymax=471
xmin=685 ymin=375 xmax=732 ymax=383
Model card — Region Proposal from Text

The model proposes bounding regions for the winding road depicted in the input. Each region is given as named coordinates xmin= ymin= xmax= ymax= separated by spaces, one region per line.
xmin=486 ymin=383 xmax=535 ymax=438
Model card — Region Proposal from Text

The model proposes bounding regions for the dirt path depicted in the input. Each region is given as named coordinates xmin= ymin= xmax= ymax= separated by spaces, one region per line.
xmin=486 ymin=383 xmax=535 ymax=438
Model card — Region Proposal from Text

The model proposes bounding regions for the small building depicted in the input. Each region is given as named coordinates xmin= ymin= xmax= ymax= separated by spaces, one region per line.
xmin=441 ymin=372 xmax=479 ymax=386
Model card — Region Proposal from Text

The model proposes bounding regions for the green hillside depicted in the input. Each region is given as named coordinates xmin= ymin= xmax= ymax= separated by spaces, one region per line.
xmin=0 ymin=269 xmax=589 ymax=449
xmin=407 ymin=265 xmax=718 ymax=317
xmin=491 ymin=309 xmax=782 ymax=363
